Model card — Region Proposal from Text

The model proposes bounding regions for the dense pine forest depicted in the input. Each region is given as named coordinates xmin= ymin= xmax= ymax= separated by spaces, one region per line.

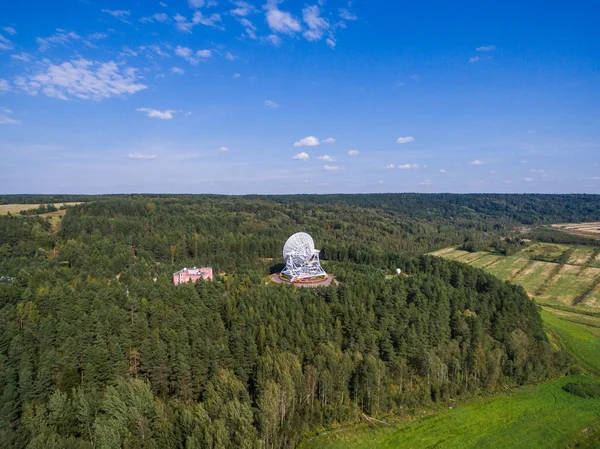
xmin=1 ymin=194 xmax=596 ymax=448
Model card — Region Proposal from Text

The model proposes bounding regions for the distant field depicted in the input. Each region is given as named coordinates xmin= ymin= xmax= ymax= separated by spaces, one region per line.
xmin=302 ymin=305 xmax=600 ymax=449
xmin=432 ymin=243 xmax=600 ymax=310
xmin=552 ymin=222 xmax=600 ymax=239
xmin=0 ymin=202 xmax=82 ymax=215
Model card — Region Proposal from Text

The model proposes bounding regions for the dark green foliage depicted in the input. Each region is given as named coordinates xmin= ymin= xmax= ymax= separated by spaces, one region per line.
xmin=0 ymin=194 xmax=593 ymax=447
xmin=562 ymin=381 xmax=600 ymax=399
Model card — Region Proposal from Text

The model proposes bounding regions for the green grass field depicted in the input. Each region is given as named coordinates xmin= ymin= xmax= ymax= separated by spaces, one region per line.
xmin=301 ymin=376 xmax=600 ymax=449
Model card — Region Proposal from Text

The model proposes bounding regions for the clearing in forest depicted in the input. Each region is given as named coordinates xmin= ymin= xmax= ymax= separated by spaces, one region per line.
xmin=0 ymin=202 xmax=82 ymax=216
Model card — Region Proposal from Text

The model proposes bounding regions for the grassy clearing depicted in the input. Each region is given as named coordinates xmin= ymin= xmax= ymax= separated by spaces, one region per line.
xmin=567 ymin=247 xmax=595 ymax=266
xmin=485 ymin=255 xmax=530 ymax=280
xmin=301 ymin=376 xmax=600 ymax=449
xmin=429 ymin=247 xmax=459 ymax=257
xmin=541 ymin=310 xmax=600 ymax=374
xmin=0 ymin=202 xmax=82 ymax=216
xmin=469 ymin=253 xmax=502 ymax=268
xmin=511 ymin=261 xmax=556 ymax=296
xmin=543 ymin=264 xmax=595 ymax=305
xmin=581 ymin=282 xmax=600 ymax=309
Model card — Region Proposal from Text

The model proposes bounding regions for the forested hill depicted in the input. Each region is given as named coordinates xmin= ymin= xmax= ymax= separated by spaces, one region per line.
xmin=0 ymin=196 xmax=581 ymax=448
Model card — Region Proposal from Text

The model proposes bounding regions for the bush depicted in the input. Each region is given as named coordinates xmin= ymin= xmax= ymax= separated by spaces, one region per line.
xmin=562 ymin=381 xmax=600 ymax=399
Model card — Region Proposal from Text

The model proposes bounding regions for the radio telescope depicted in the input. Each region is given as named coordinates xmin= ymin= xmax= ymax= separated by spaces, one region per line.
xmin=281 ymin=232 xmax=327 ymax=282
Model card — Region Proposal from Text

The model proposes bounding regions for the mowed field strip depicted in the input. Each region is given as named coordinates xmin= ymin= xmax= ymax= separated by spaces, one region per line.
xmin=431 ymin=243 xmax=600 ymax=310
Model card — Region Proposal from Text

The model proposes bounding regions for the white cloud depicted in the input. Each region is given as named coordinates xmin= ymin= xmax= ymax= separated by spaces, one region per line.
xmin=294 ymin=136 xmax=319 ymax=147
xmin=3 ymin=27 xmax=17 ymax=36
xmin=175 ymin=45 xmax=211 ymax=64
xmin=476 ymin=45 xmax=496 ymax=52
xmin=174 ymin=11 xmax=222 ymax=32
xmin=137 ymin=108 xmax=175 ymax=119
xmin=15 ymin=59 xmax=147 ymax=100
xmin=520 ymin=160 xmax=528 ymax=164
xmin=398 ymin=164 xmax=419 ymax=170
xmin=160 ymin=2 xmax=168 ymax=6
xmin=468 ymin=56 xmax=479 ymax=63
xmin=192 ymin=11 xmax=222 ymax=27
xmin=302 ymin=5 xmax=329 ymax=41
xmin=265 ymin=99 xmax=279 ymax=108
xmin=219 ymin=146 xmax=228 ymax=152
xmin=324 ymin=165 xmax=343 ymax=171
xmin=527 ymin=129 xmax=537 ymax=134
xmin=140 ymin=13 xmax=170 ymax=23
xmin=339 ymin=8 xmax=357 ymax=21
xmin=504 ymin=180 xmax=511 ymax=184
xmin=231 ymin=1 xmax=257 ymax=16
xmin=348 ymin=149 xmax=359 ymax=156
xmin=240 ymin=18 xmax=258 ymax=39
xmin=322 ymin=137 xmax=335 ymax=143
xmin=127 ymin=153 xmax=156 ymax=160
xmin=0 ymin=79 xmax=9 ymax=92
xmin=88 ymin=32 xmax=108 ymax=40
xmin=524 ymin=177 xmax=534 ymax=182
xmin=326 ymin=38 xmax=336 ymax=49
xmin=263 ymin=34 xmax=282 ymax=46
xmin=102 ymin=9 xmax=131 ymax=22
xmin=469 ymin=159 xmax=483 ymax=165
xmin=225 ymin=52 xmax=236 ymax=61
xmin=148 ymin=45 xmax=170 ymax=57
xmin=488 ymin=170 xmax=497 ymax=174
xmin=292 ymin=152 xmax=309 ymax=160
xmin=0 ymin=109 xmax=19 ymax=125
xmin=386 ymin=164 xmax=395 ymax=169
xmin=319 ymin=155 xmax=334 ymax=162
xmin=439 ymin=169 xmax=447 ymax=173
xmin=265 ymin=0 xmax=301 ymax=35
xmin=171 ymin=67 xmax=185 ymax=74
xmin=188 ymin=0 xmax=205 ymax=8
xmin=419 ymin=180 xmax=432 ymax=186
xmin=0 ymin=35 xmax=13 ymax=51
xmin=396 ymin=136 xmax=414 ymax=144
xmin=233 ymin=73 xmax=241 ymax=78
xmin=11 ymin=52 xmax=31 ymax=62
xmin=36 ymin=30 xmax=80 ymax=51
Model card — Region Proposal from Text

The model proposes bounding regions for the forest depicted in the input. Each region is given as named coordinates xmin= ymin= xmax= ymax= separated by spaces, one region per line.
xmin=0 ymin=193 xmax=595 ymax=448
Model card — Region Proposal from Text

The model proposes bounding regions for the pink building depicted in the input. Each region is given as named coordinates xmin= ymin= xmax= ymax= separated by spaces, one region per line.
xmin=173 ymin=267 xmax=213 ymax=285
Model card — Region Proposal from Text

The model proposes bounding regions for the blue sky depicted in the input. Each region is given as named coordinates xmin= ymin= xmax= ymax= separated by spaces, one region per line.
xmin=0 ymin=0 xmax=599 ymax=194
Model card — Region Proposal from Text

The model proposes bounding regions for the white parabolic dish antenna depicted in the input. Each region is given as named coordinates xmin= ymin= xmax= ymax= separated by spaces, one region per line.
xmin=281 ymin=232 xmax=327 ymax=281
